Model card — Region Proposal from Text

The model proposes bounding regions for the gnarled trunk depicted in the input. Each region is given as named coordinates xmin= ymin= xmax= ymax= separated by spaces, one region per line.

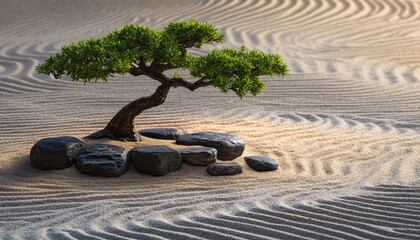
xmin=86 ymin=83 xmax=172 ymax=141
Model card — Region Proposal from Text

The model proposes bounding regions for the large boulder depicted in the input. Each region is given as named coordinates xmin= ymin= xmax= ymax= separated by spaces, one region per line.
xmin=139 ymin=128 xmax=182 ymax=140
xmin=30 ymin=136 xmax=86 ymax=170
xmin=207 ymin=162 xmax=243 ymax=176
xmin=180 ymin=147 xmax=217 ymax=166
xmin=129 ymin=145 xmax=182 ymax=176
xmin=245 ymin=156 xmax=278 ymax=171
xmin=75 ymin=144 xmax=129 ymax=177
xmin=176 ymin=132 xmax=245 ymax=160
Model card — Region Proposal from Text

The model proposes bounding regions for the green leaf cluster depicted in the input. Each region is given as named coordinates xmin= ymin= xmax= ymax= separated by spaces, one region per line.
xmin=36 ymin=20 xmax=289 ymax=99
xmin=36 ymin=20 xmax=224 ymax=83
xmin=185 ymin=46 xmax=289 ymax=98
xmin=164 ymin=20 xmax=224 ymax=48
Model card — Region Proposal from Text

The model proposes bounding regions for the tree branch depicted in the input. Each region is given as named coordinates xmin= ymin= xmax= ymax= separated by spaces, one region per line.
xmin=129 ymin=64 xmax=143 ymax=76
xmin=149 ymin=62 xmax=177 ymax=72
xmin=129 ymin=64 xmax=170 ymax=84
xmin=171 ymin=76 xmax=213 ymax=91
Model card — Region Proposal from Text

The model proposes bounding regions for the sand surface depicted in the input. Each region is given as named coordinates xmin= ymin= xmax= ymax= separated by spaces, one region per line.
xmin=1 ymin=0 xmax=420 ymax=239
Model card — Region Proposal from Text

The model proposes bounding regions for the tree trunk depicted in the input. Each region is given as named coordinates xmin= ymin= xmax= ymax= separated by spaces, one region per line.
xmin=86 ymin=83 xmax=172 ymax=141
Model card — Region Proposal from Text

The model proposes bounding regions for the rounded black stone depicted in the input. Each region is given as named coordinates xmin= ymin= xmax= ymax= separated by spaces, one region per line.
xmin=245 ymin=156 xmax=278 ymax=171
xmin=206 ymin=162 xmax=243 ymax=176
xmin=30 ymin=136 xmax=86 ymax=170
xmin=129 ymin=145 xmax=182 ymax=176
xmin=176 ymin=132 xmax=245 ymax=160
xmin=75 ymin=144 xmax=129 ymax=177
xmin=139 ymin=128 xmax=182 ymax=140
xmin=180 ymin=147 xmax=217 ymax=166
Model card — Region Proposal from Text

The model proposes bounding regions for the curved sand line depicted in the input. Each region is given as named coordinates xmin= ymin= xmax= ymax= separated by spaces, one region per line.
xmin=1 ymin=113 xmax=419 ymax=239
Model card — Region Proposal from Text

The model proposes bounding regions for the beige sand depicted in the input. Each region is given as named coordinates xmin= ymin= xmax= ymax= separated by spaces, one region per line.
xmin=1 ymin=0 xmax=419 ymax=239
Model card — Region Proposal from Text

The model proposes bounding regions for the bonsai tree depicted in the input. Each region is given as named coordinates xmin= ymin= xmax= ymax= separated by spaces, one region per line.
xmin=36 ymin=20 xmax=289 ymax=141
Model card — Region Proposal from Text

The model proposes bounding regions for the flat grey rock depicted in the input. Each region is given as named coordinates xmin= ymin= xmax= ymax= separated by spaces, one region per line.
xmin=180 ymin=147 xmax=217 ymax=166
xmin=139 ymin=128 xmax=182 ymax=140
xmin=129 ymin=145 xmax=182 ymax=176
xmin=30 ymin=136 xmax=86 ymax=170
xmin=207 ymin=162 xmax=243 ymax=176
xmin=245 ymin=156 xmax=279 ymax=171
xmin=75 ymin=144 xmax=128 ymax=177
xmin=176 ymin=132 xmax=245 ymax=160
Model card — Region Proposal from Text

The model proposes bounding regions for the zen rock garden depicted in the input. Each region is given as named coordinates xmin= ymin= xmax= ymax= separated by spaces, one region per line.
xmin=30 ymin=128 xmax=279 ymax=177
xmin=31 ymin=20 xmax=287 ymax=178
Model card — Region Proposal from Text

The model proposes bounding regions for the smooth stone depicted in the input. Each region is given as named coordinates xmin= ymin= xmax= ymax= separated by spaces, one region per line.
xmin=206 ymin=162 xmax=243 ymax=176
xmin=30 ymin=136 xmax=86 ymax=170
xmin=176 ymin=132 xmax=245 ymax=160
xmin=139 ymin=128 xmax=182 ymax=140
xmin=75 ymin=144 xmax=128 ymax=177
xmin=86 ymin=129 xmax=141 ymax=142
xmin=180 ymin=147 xmax=217 ymax=166
xmin=129 ymin=145 xmax=182 ymax=176
xmin=245 ymin=156 xmax=279 ymax=171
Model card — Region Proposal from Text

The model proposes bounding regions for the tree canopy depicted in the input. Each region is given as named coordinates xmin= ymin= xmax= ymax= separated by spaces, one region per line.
xmin=36 ymin=19 xmax=288 ymax=99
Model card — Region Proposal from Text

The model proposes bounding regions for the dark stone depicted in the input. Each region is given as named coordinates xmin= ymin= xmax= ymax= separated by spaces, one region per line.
xmin=86 ymin=129 xmax=141 ymax=142
xmin=139 ymin=128 xmax=182 ymax=140
xmin=176 ymin=132 xmax=245 ymax=160
xmin=245 ymin=156 xmax=279 ymax=171
xmin=129 ymin=145 xmax=182 ymax=176
xmin=206 ymin=162 xmax=243 ymax=176
xmin=75 ymin=144 xmax=129 ymax=177
xmin=180 ymin=147 xmax=217 ymax=166
xmin=30 ymin=136 xmax=86 ymax=170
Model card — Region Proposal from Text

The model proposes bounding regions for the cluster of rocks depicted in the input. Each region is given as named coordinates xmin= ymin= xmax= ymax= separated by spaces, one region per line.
xmin=30 ymin=128 xmax=279 ymax=177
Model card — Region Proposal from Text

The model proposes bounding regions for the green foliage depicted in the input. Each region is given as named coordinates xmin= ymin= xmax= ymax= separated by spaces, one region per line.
xmin=36 ymin=25 xmax=160 ymax=83
xmin=36 ymin=20 xmax=224 ymax=83
xmin=36 ymin=20 xmax=288 ymax=98
xmin=164 ymin=19 xmax=224 ymax=48
xmin=185 ymin=46 xmax=289 ymax=98
xmin=173 ymin=71 xmax=181 ymax=78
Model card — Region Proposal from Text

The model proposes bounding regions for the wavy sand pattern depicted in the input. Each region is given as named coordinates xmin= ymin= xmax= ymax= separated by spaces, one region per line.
xmin=1 ymin=0 xmax=420 ymax=239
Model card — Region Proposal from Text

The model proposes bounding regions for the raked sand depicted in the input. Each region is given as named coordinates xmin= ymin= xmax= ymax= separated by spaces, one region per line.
xmin=1 ymin=0 xmax=420 ymax=239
